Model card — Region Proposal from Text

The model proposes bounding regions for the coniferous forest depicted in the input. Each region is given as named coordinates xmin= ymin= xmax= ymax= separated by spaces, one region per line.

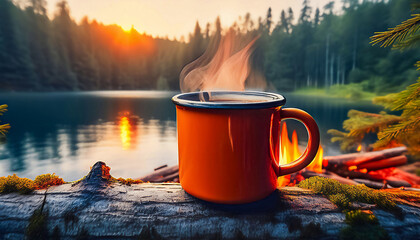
xmin=0 ymin=0 xmax=418 ymax=93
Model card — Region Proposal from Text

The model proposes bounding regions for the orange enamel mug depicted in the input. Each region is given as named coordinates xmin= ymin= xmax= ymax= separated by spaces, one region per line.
xmin=172 ymin=91 xmax=320 ymax=204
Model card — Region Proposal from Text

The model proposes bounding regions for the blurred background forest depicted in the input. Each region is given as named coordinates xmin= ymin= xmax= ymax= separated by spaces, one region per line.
xmin=0 ymin=0 xmax=419 ymax=94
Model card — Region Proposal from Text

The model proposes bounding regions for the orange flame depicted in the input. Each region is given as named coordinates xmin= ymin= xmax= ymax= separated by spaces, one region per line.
xmin=277 ymin=122 xmax=324 ymax=187
xmin=357 ymin=144 xmax=362 ymax=152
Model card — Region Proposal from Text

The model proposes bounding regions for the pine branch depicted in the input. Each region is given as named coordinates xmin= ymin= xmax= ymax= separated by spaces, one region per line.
xmin=0 ymin=105 xmax=9 ymax=137
xmin=343 ymin=110 xmax=401 ymax=138
xmin=0 ymin=105 xmax=7 ymax=116
xmin=378 ymin=116 xmax=420 ymax=140
xmin=370 ymin=14 xmax=420 ymax=47
xmin=393 ymin=34 xmax=420 ymax=49
xmin=327 ymin=129 xmax=361 ymax=152
xmin=0 ymin=124 xmax=10 ymax=135
xmin=373 ymin=79 xmax=420 ymax=111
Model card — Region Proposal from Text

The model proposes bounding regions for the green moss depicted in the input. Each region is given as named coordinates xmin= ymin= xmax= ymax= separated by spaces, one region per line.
xmin=344 ymin=210 xmax=378 ymax=226
xmin=340 ymin=210 xmax=389 ymax=240
xmin=0 ymin=174 xmax=35 ymax=194
xmin=25 ymin=209 xmax=48 ymax=240
xmin=298 ymin=178 xmax=393 ymax=239
xmin=328 ymin=193 xmax=350 ymax=209
xmin=34 ymin=174 xmax=65 ymax=189
xmin=0 ymin=173 xmax=66 ymax=194
xmin=116 ymin=177 xmax=143 ymax=185
xmin=298 ymin=176 xmax=396 ymax=209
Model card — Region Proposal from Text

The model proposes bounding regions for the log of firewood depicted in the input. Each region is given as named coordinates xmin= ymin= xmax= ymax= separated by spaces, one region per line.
xmin=1 ymin=161 xmax=419 ymax=239
xmin=331 ymin=168 xmax=412 ymax=188
xmin=352 ymin=179 xmax=388 ymax=189
xmin=366 ymin=168 xmax=420 ymax=187
xmin=301 ymin=170 xmax=358 ymax=185
xmin=154 ymin=171 xmax=179 ymax=183
xmin=140 ymin=165 xmax=179 ymax=182
xmin=355 ymin=155 xmax=407 ymax=171
xmin=323 ymin=146 xmax=407 ymax=170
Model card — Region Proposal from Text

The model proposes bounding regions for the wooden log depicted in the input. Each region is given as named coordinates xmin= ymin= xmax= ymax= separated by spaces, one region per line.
xmin=0 ymin=161 xmax=419 ymax=240
xmin=301 ymin=170 xmax=358 ymax=185
xmin=367 ymin=168 xmax=420 ymax=186
xmin=151 ymin=171 xmax=179 ymax=183
xmin=353 ymin=179 xmax=388 ymax=189
xmin=355 ymin=155 xmax=407 ymax=171
xmin=140 ymin=165 xmax=179 ymax=182
xmin=330 ymin=168 xmax=412 ymax=188
xmin=323 ymin=146 xmax=407 ymax=169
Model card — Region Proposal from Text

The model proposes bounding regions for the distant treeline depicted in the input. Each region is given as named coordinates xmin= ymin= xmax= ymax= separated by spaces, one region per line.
xmin=0 ymin=0 xmax=418 ymax=92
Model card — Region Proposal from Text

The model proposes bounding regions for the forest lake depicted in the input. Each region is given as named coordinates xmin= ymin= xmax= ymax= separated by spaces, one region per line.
xmin=0 ymin=91 xmax=383 ymax=181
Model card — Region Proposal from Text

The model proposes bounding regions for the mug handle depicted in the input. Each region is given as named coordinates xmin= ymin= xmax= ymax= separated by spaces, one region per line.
xmin=271 ymin=108 xmax=320 ymax=176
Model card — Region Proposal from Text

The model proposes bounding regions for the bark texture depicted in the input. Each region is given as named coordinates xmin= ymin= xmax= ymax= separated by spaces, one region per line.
xmin=0 ymin=162 xmax=419 ymax=240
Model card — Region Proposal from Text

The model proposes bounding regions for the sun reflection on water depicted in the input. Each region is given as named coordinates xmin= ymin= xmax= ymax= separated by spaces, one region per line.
xmin=118 ymin=111 xmax=141 ymax=150
xmin=119 ymin=116 xmax=131 ymax=150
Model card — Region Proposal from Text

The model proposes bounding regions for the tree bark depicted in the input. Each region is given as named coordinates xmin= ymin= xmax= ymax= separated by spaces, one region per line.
xmin=0 ymin=162 xmax=419 ymax=240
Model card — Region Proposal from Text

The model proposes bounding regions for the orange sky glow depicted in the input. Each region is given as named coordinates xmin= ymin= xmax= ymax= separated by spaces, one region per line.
xmin=47 ymin=0 xmax=336 ymax=40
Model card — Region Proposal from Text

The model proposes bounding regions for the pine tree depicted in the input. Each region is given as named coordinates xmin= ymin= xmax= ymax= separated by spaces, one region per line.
xmin=329 ymin=9 xmax=420 ymax=157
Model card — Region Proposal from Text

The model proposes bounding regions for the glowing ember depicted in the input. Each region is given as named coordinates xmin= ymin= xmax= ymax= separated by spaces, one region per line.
xmin=357 ymin=144 xmax=362 ymax=152
xmin=349 ymin=166 xmax=357 ymax=171
xmin=368 ymin=167 xmax=420 ymax=187
xmin=277 ymin=122 xmax=323 ymax=187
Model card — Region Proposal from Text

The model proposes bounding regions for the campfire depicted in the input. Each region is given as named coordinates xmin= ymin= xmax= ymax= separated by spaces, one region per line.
xmin=278 ymin=122 xmax=420 ymax=190
xmin=142 ymin=122 xmax=420 ymax=191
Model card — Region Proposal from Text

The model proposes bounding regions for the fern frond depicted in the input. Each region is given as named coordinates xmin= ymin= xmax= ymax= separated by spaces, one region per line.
xmin=370 ymin=14 xmax=420 ymax=47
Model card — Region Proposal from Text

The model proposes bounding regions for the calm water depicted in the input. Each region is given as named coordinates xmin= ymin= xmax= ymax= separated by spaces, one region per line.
xmin=0 ymin=91 xmax=382 ymax=180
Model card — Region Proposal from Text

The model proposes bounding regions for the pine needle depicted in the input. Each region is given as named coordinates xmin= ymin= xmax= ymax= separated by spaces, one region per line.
xmin=370 ymin=14 xmax=420 ymax=47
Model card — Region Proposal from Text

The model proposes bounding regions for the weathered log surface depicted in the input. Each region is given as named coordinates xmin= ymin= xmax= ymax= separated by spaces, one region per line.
xmin=0 ymin=162 xmax=419 ymax=240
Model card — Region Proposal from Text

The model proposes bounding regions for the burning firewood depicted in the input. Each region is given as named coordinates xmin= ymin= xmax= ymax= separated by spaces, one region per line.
xmin=323 ymin=146 xmax=407 ymax=170
xmin=355 ymin=155 xmax=407 ymax=171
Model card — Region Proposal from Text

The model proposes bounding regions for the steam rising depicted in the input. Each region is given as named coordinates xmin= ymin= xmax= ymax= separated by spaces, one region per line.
xmin=180 ymin=32 xmax=266 ymax=92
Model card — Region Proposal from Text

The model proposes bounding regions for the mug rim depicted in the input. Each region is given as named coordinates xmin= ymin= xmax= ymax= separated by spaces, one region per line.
xmin=172 ymin=90 xmax=286 ymax=109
